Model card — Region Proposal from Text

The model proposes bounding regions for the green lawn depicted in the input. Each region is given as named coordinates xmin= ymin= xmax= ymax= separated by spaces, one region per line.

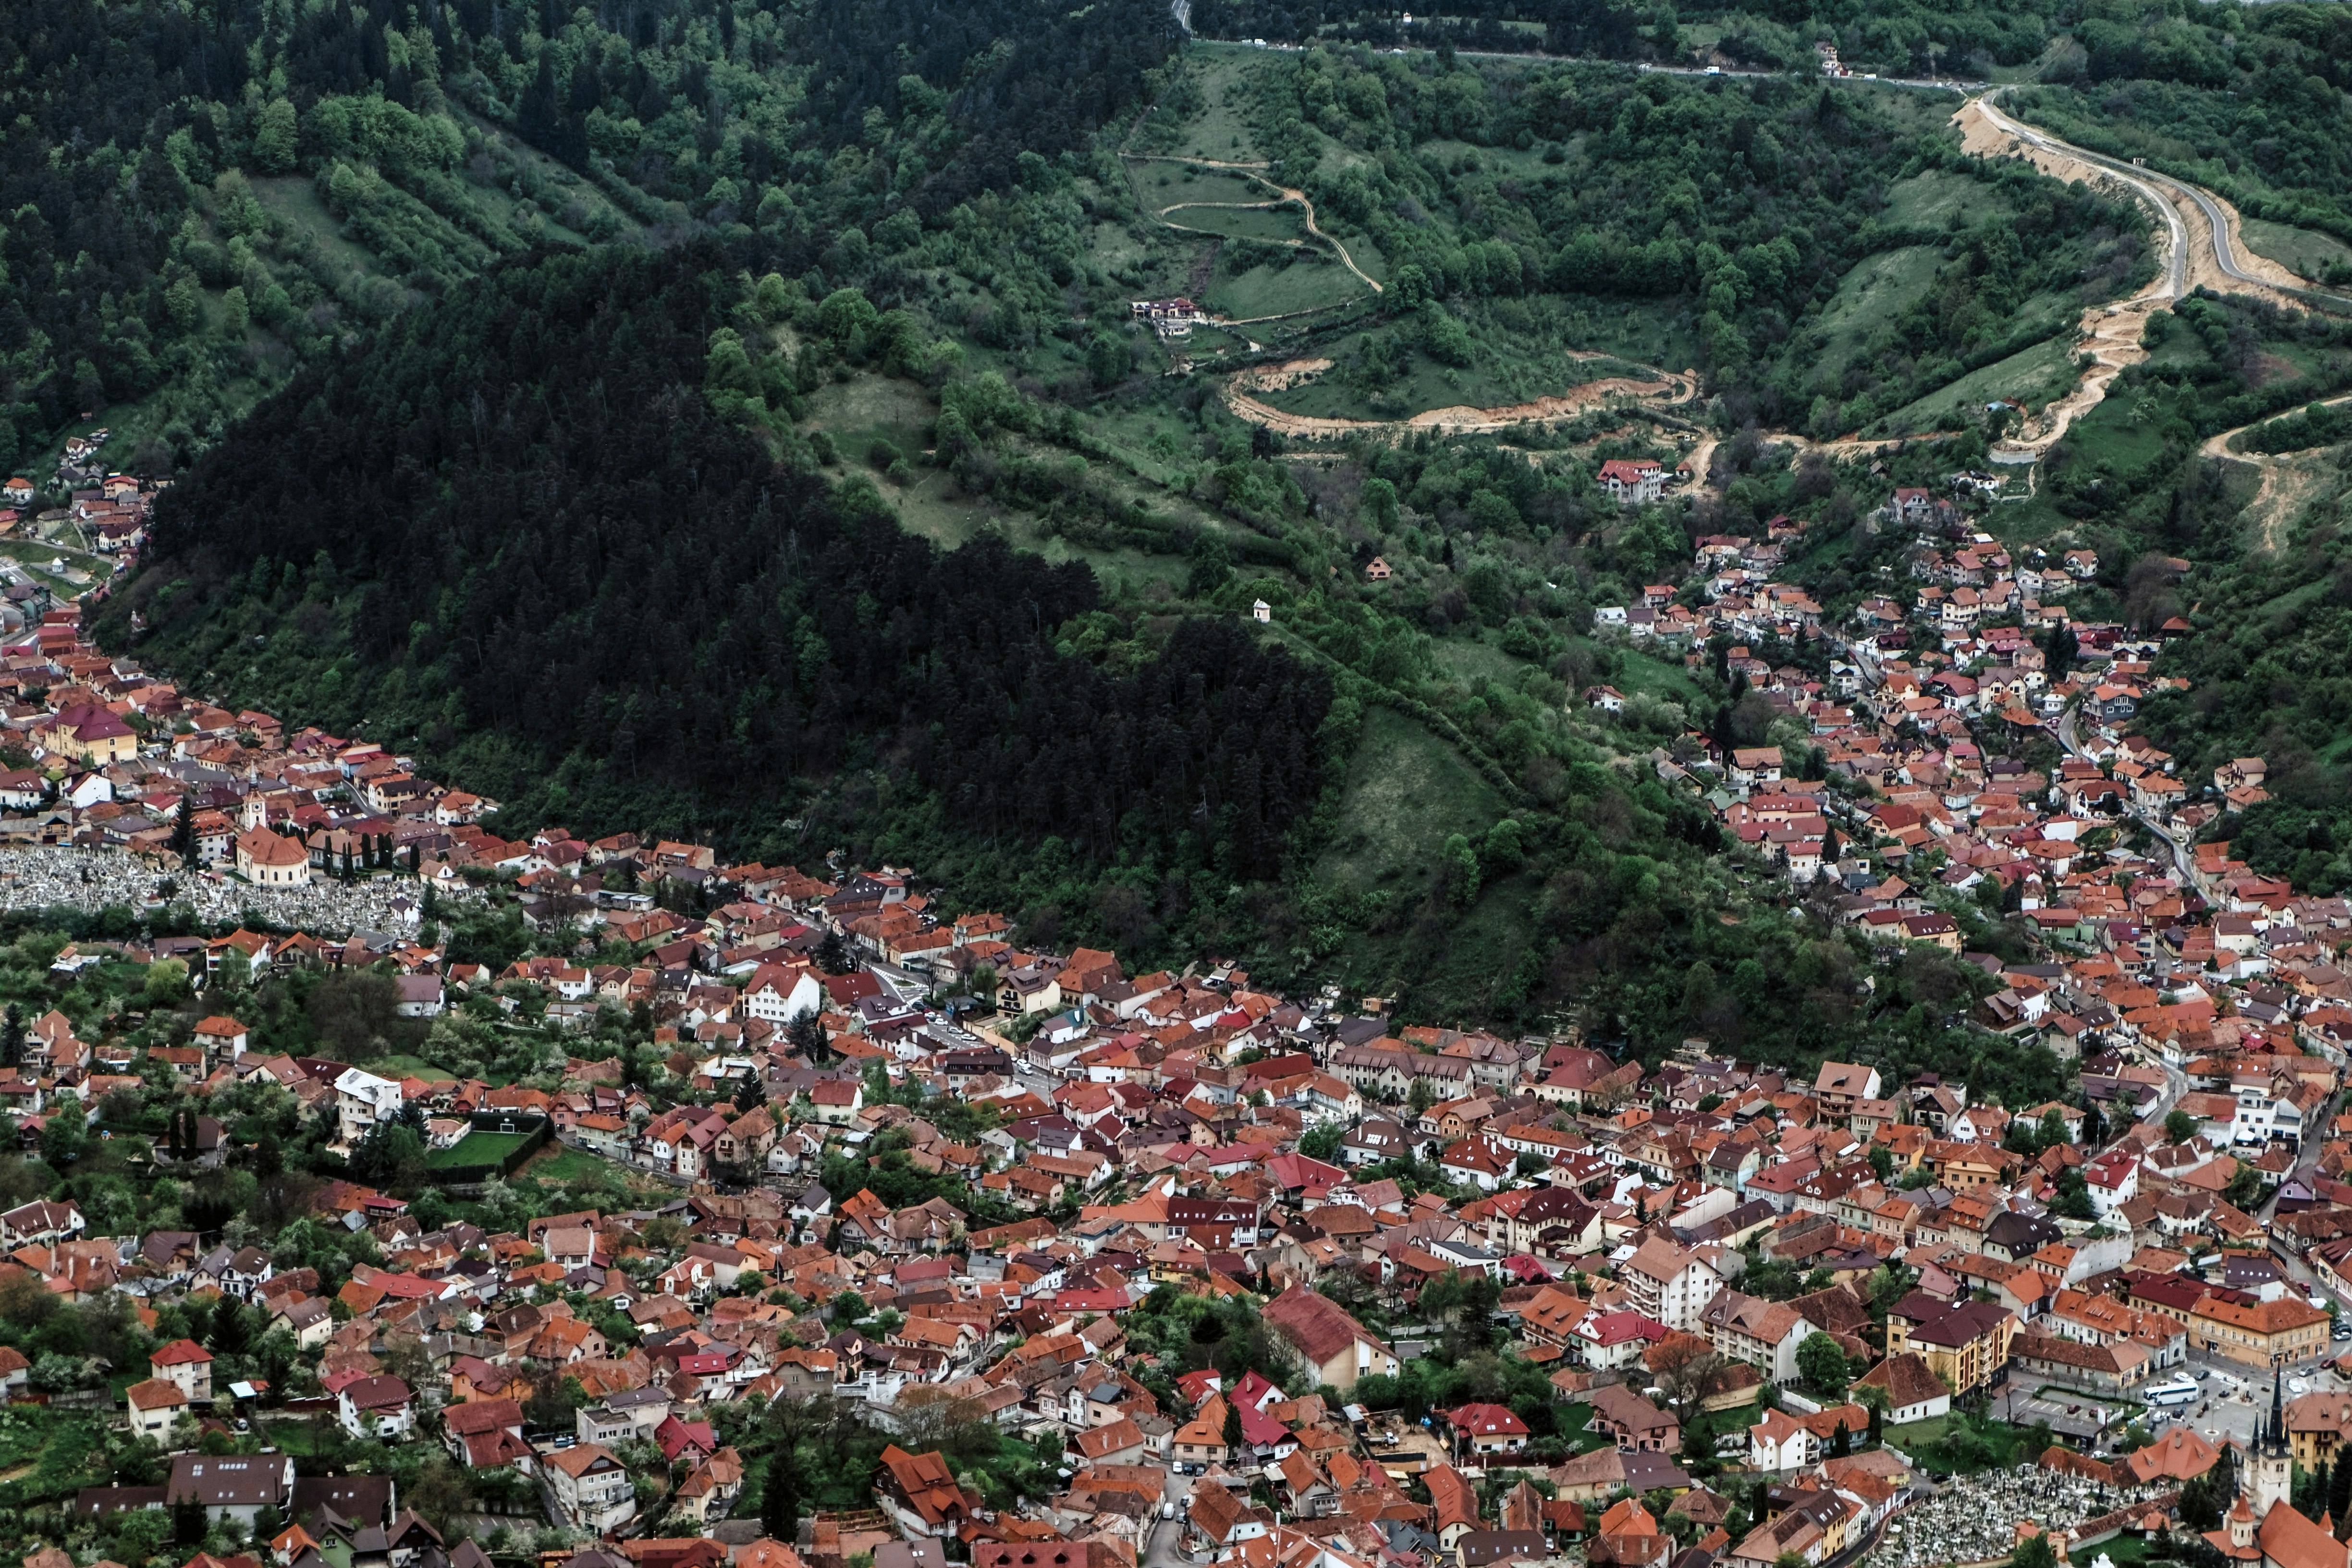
xmin=1141 ymin=169 xmax=1267 ymax=207
xmin=1207 ymin=260 xmax=1367 ymax=320
xmin=425 ymin=1128 xmax=535 ymax=1169
xmin=516 ymin=1143 xmax=622 ymax=1186
xmin=2089 ymin=1535 xmax=2165 ymax=1568
xmin=2241 ymin=219 xmax=2352 ymax=284
xmin=1557 ymin=1401 xmax=1612 ymax=1455
xmin=1161 ymin=205 xmax=1312 ymax=244
xmin=1567 ymin=636 xmax=1704 ymax=705
xmin=1878 ymin=335 xmax=2079 ymax=435
xmin=1885 ymin=1409 xmax=2034 ymax=1473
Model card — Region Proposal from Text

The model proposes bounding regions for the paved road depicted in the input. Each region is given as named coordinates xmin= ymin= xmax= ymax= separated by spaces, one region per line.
xmin=1142 ymin=1471 xmax=1197 ymax=1568
xmin=1207 ymin=37 xmax=1980 ymax=97
xmin=2054 ymin=699 xmax=2201 ymax=886
xmin=1978 ymin=90 xmax=2352 ymax=311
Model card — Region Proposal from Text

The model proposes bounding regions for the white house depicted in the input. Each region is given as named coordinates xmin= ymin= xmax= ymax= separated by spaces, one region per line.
xmin=335 ymin=1374 xmax=415 ymax=1440
xmin=1749 ymin=1408 xmax=1821 ymax=1472
xmin=1618 ymin=1236 xmax=1723 ymax=1334
xmin=740 ymin=965 xmax=822 ymax=1025
xmin=334 ymin=1067 xmax=405 ymax=1146
xmin=546 ymin=1443 xmax=637 ymax=1532
xmin=2084 ymin=1148 xmax=2140 ymax=1214
xmin=1854 ymin=1352 xmax=1952 ymax=1425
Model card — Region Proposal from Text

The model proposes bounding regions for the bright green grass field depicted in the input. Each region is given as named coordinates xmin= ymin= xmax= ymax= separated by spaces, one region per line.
xmin=1312 ymin=704 xmax=1510 ymax=896
xmin=1139 ymin=168 xmax=1267 ymax=208
xmin=1161 ymin=205 xmax=1312 ymax=244
xmin=425 ymin=1128 xmax=535 ymax=1169
xmin=1809 ymin=246 xmax=1942 ymax=391
xmin=1208 ymin=259 xmax=1367 ymax=320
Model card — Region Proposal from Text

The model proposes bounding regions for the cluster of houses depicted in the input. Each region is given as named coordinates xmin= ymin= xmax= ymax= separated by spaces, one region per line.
xmin=12 ymin=776 xmax=2352 ymax=1568
xmin=40 ymin=940 xmax=2352 ymax=1568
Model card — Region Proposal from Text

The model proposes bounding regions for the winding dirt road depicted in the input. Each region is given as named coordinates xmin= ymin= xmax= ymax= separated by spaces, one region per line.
xmin=1191 ymin=88 xmax=2346 ymax=488
xmin=2194 ymin=391 xmax=2352 ymax=550
xmin=1221 ymin=353 xmax=1696 ymax=440
xmin=1124 ymin=154 xmax=1384 ymax=301
xmin=1954 ymin=97 xmax=2189 ymax=462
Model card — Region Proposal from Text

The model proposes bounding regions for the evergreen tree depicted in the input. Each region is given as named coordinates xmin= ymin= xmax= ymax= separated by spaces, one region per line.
xmin=1 ymin=1004 xmax=22 ymax=1068
xmin=761 ymin=1450 xmax=801 ymax=1541
xmin=211 ymin=1292 xmax=247 ymax=1356
xmin=171 ymin=794 xmax=196 ymax=866
xmin=787 ymin=1011 xmax=830 ymax=1066
xmin=1222 ymin=1396 xmax=1244 ymax=1453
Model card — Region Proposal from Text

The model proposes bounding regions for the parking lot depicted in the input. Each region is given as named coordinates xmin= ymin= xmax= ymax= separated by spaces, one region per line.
xmin=1989 ymin=1345 xmax=2352 ymax=1457
xmin=1995 ymin=1390 xmax=2117 ymax=1443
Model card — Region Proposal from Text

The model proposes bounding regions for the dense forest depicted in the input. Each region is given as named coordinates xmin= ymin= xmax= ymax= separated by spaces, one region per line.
xmin=103 ymin=245 xmax=1331 ymax=898
xmin=0 ymin=0 xmax=1177 ymax=479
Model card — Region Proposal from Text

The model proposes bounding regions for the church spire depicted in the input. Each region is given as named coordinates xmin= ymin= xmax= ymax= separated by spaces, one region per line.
xmin=2272 ymin=1367 xmax=2288 ymax=1455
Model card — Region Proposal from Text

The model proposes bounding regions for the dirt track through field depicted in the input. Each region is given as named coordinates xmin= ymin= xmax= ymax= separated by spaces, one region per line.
xmin=1951 ymin=98 xmax=2188 ymax=462
xmin=1125 ymin=154 xmax=1384 ymax=301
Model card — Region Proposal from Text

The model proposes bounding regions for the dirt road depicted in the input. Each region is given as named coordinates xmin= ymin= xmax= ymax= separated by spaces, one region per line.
xmin=2197 ymin=392 xmax=2352 ymax=550
xmin=1125 ymin=154 xmax=1383 ymax=301
xmin=1221 ymin=355 xmax=1693 ymax=440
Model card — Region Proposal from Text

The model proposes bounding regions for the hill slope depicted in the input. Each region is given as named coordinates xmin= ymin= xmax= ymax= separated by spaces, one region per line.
xmin=0 ymin=0 xmax=1176 ymax=485
xmin=106 ymin=245 xmax=1330 ymax=899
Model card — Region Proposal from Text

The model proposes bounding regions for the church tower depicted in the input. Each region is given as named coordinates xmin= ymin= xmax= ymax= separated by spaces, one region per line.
xmin=2252 ymin=1368 xmax=2294 ymax=1520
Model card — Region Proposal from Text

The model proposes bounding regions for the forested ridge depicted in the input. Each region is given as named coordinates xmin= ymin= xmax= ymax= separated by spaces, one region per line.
xmin=0 ymin=0 xmax=1177 ymax=480
xmin=103 ymin=245 xmax=1331 ymax=894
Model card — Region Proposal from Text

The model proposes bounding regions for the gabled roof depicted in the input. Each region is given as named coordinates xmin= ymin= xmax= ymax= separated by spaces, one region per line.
xmin=1261 ymin=1283 xmax=1383 ymax=1367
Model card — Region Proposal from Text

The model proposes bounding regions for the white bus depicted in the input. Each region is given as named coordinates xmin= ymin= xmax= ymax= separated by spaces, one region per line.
xmin=2145 ymin=1377 xmax=2200 ymax=1407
